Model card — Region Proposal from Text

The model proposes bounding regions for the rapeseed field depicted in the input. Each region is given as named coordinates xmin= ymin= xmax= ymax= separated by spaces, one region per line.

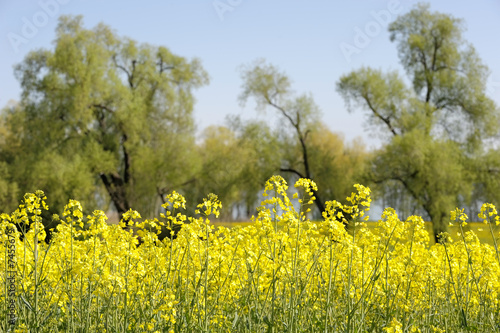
xmin=1 ymin=176 xmax=500 ymax=332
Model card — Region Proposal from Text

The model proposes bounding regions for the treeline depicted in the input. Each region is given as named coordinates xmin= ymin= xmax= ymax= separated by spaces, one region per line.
xmin=0 ymin=16 xmax=367 ymax=225
xmin=1 ymin=4 xmax=500 ymax=242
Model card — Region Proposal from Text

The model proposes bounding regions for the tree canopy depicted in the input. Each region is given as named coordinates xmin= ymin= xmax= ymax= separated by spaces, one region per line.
xmin=4 ymin=5 xmax=498 ymax=244
xmin=240 ymin=59 xmax=369 ymax=217
xmin=3 ymin=15 xmax=209 ymax=219
xmin=337 ymin=3 xmax=499 ymax=241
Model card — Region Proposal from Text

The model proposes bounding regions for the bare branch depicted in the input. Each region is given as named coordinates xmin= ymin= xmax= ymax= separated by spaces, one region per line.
xmin=363 ymin=94 xmax=398 ymax=136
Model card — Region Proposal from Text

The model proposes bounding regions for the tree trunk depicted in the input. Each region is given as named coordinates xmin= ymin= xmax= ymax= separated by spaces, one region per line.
xmin=100 ymin=134 xmax=132 ymax=219
xmin=100 ymin=172 xmax=130 ymax=217
xmin=431 ymin=210 xmax=449 ymax=244
xmin=279 ymin=168 xmax=325 ymax=215
xmin=312 ymin=189 xmax=325 ymax=215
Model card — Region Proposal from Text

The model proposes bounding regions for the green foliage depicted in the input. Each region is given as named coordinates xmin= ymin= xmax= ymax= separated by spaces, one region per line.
xmin=240 ymin=60 xmax=369 ymax=215
xmin=182 ymin=118 xmax=281 ymax=220
xmin=307 ymin=124 xmax=369 ymax=213
xmin=337 ymin=3 xmax=499 ymax=242
xmin=1 ymin=16 xmax=208 ymax=218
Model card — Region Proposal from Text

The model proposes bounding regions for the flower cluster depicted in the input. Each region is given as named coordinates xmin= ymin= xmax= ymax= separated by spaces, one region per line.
xmin=1 ymin=178 xmax=500 ymax=332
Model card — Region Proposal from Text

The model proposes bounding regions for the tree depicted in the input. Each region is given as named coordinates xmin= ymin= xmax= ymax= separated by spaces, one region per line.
xmin=5 ymin=15 xmax=208 ymax=219
xmin=190 ymin=125 xmax=252 ymax=220
xmin=337 ymin=3 xmax=499 ymax=242
xmin=225 ymin=116 xmax=283 ymax=218
xmin=468 ymin=150 xmax=500 ymax=218
xmin=239 ymin=60 xmax=325 ymax=213
xmin=182 ymin=119 xmax=280 ymax=220
xmin=0 ymin=101 xmax=21 ymax=213
xmin=240 ymin=60 xmax=369 ymax=216
xmin=306 ymin=123 xmax=369 ymax=217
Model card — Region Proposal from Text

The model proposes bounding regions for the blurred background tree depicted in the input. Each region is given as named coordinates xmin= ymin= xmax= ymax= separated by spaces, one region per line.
xmin=337 ymin=3 xmax=499 ymax=242
xmin=1 ymin=15 xmax=208 ymax=222
xmin=181 ymin=118 xmax=281 ymax=220
xmin=240 ymin=60 xmax=369 ymax=217
xmin=2 ymin=3 xmax=499 ymax=244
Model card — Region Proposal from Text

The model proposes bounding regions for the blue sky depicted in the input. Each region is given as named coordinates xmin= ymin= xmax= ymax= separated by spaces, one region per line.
xmin=1 ymin=0 xmax=499 ymax=149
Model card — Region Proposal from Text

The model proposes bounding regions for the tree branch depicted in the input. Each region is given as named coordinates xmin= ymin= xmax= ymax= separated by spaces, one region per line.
xmin=280 ymin=168 xmax=305 ymax=179
xmin=280 ymin=167 xmax=325 ymax=213
xmin=266 ymin=96 xmax=298 ymax=128
xmin=112 ymin=55 xmax=137 ymax=89
xmin=363 ymin=94 xmax=398 ymax=136
xmin=157 ymin=56 xmax=175 ymax=74
xmin=91 ymin=104 xmax=115 ymax=113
